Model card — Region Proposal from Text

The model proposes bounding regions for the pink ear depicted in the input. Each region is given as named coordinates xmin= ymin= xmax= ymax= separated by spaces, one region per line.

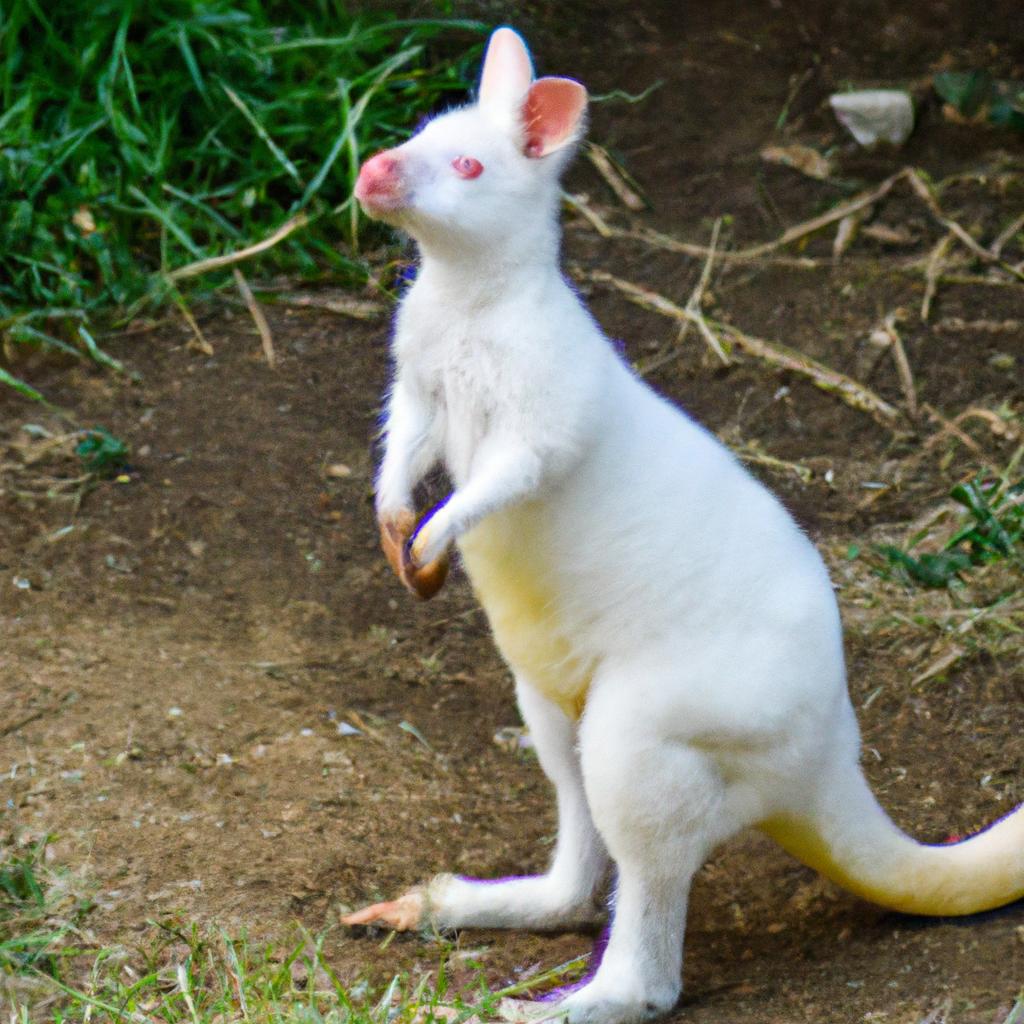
xmin=479 ymin=27 xmax=534 ymax=112
xmin=522 ymin=77 xmax=588 ymax=158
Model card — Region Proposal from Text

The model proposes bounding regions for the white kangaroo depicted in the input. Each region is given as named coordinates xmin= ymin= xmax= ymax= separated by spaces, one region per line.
xmin=343 ymin=26 xmax=1024 ymax=1024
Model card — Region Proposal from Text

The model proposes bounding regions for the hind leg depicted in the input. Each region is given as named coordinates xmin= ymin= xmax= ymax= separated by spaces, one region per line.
xmin=558 ymin=673 xmax=748 ymax=1024
xmin=344 ymin=677 xmax=608 ymax=931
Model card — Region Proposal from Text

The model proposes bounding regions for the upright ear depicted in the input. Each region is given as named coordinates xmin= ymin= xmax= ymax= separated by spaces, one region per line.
xmin=478 ymin=27 xmax=534 ymax=115
xmin=522 ymin=77 xmax=588 ymax=158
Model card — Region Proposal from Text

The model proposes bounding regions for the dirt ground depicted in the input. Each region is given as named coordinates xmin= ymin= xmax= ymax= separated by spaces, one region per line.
xmin=3 ymin=1 xmax=1024 ymax=1021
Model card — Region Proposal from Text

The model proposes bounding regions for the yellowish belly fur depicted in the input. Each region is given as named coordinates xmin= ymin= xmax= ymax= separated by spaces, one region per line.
xmin=459 ymin=507 xmax=592 ymax=719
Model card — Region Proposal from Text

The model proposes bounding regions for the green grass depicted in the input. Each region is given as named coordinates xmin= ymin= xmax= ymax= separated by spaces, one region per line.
xmin=1 ymin=836 xmax=94 ymax=983
xmin=878 ymin=469 xmax=1024 ymax=588
xmin=0 ymin=1 xmax=485 ymax=398
xmin=1 ymin=838 xmax=588 ymax=1023
xmin=74 ymin=425 xmax=130 ymax=476
xmin=5 ymin=838 xmax=1024 ymax=1022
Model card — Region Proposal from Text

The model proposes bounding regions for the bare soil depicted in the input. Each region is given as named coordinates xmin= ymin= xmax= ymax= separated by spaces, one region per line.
xmin=3 ymin=1 xmax=1024 ymax=1021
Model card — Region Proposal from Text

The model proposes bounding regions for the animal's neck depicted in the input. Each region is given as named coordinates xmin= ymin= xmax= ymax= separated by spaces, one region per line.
xmin=414 ymin=215 xmax=562 ymax=307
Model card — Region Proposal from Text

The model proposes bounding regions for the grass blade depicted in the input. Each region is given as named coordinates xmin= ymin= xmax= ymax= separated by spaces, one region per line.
xmin=297 ymin=46 xmax=423 ymax=215
xmin=0 ymin=365 xmax=48 ymax=403
xmin=0 ymin=6 xmax=479 ymax=398
xmin=78 ymin=325 xmax=135 ymax=378
xmin=220 ymin=81 xmax=305 ymax=189
xmin=262 ymin=18 xmax=486 ymax=52
xmin=126 ymin=186 xmax=203 ymax=259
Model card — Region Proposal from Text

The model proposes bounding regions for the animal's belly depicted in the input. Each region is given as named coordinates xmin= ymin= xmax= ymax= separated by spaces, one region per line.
xmin=458 ymin=508 xmax=593 ymax=720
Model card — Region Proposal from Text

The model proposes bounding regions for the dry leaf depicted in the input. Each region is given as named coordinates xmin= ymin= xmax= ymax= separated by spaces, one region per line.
xmin=72 ymin=206 xmax=96 ymax=235
xmin=760 ymin=144 xmax=833 ymax=181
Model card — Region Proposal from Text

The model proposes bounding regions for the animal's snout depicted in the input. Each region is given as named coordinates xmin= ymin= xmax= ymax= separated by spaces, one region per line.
xmin=355 ymin=150 xmax=405 ymax=210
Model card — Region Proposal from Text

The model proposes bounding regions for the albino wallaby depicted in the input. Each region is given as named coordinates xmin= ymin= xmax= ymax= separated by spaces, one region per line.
xmin=343 ymin=26 xmax=1024 ymax=1024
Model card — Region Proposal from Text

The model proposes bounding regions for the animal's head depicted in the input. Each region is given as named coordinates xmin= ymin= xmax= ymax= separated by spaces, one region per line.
xmin=354 ymin=28 xmax=587 ymax=254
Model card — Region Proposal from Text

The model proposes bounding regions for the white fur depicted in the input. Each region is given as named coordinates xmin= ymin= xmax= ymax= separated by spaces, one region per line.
xmin=360 ymin=28 xmax=1024 ymax=1024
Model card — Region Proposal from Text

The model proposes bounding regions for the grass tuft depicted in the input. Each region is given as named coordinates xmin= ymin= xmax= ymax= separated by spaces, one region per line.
xmin=1 ymin=837 xmax=592 ymax=1023
xmin=1 ymin=836 xmax=94 ymax=982
xmin=0 ymin=1 xmax=485 ymax=397
xmin=74 ymin=426 xmax=130 ymax=477
xmin=878 ymin=469 xmax=1024 ymax=588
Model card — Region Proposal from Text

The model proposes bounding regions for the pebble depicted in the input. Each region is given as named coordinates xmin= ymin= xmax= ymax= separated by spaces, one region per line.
xmin=830 ymin=90 xmax=914 ymax=146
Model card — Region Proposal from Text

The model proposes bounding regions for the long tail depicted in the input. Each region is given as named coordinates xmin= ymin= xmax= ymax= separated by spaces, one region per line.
xmin=759 ymin=759 xmax=1024 ymax=916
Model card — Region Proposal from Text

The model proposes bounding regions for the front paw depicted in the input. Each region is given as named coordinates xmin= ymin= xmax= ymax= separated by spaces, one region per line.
xmin=379 ymin=508 xmax=417 ymax=579
xmin=378 ymin=509 xmax=449 ymax=600
xmin=409 ymin=507 xmax=452 ymax=568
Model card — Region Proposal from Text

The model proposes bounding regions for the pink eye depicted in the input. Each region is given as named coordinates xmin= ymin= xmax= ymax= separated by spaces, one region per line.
xmin=452 ymin=155 xmax=484 ymax=179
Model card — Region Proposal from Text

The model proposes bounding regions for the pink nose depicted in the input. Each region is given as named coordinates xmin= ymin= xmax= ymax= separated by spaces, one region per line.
xmin=355 ymin=150 xmax=403 ymax=206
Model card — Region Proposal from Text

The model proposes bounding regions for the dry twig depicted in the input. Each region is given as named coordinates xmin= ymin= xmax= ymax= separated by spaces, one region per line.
xmin=168 ymin=212 xmax=310 ymax=283
xmin=620 ymin=223 xmax=821 ymax=265
xmin=172 ymin=292 xmax=213 ymax=356
xmin=681 ymin=218 xmax=730 ymax=365
xmin=586 ymin=144 xmax=647 ymax=211
xmin=912 ymin=646 xmax=965 ymax=687
xmin=921 ymin=232 xmax=955 ymax=321
xmin=233 ymin=268 xmax=276 ymax=368
xmin=860 ymin=222 xmax=915 ymax=246
xmin=933 ymin=272 xmax=1022 ymax=288
xmin=607 ymin=168 xmax=910 ymax=266
xmin=935 ymin=316 xmax=1022 ymax=334
xmin=563 ymin=191 xmax=615 ymax=237
xmin=870 ymin=311 xmax=918 ymax=419
xmin=921 ymin=403 xmax=984 ymax=454
xmin=731 ymin=440 xmax=815 ymax=483
xmin=957 ymin=407 xmax=1022 ymax=442
xmin=990 ymin=210 xmax=1024 ymax=259
xmin=265 ymin=293 xmax=386 ymax=319
xmin=591 ymin=166 xmax=1024 ymax=298
xmin=588 ymin=269 xmax=902 ymax=427
xmin=833 ymin=212 xmax=863 ymax=258
xmin=906 ymin=169 xmax=1024 ymax=282
xmin=734 ymin=168 xmax=910 ymax=259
